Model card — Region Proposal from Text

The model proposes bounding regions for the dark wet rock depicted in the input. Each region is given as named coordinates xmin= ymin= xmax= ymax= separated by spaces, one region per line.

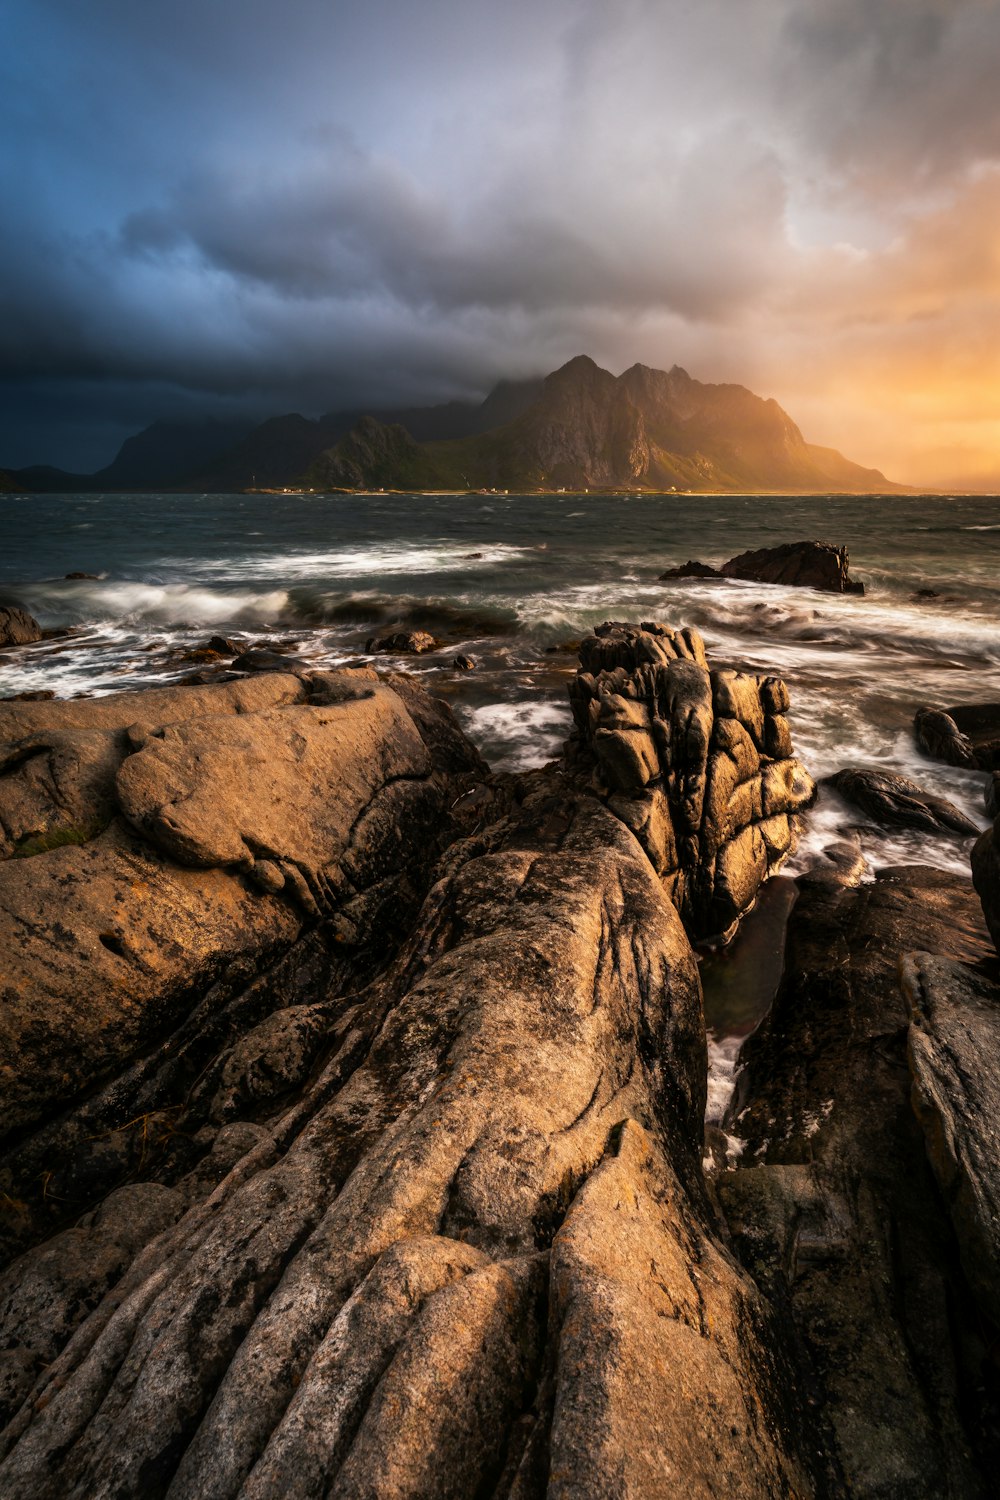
xmin=916 ymin=704 xmax=981 ymax=770
xmin=205 ymin=634 xmax=240 ymax=655
xmin=365 ymin=629 xmax=437 ymax=655
xmin=825 ymin=766 xmax=980 ymax=835
xmin=658 ymin=559 xmax=722 ymax=580
xmin=903 ymin=952 xmax=1000 ymax=1331
xmin=0 ymin=774 xmax=822 ymax=1498
xmin=913 ymin=586 xmax=940 ymax=600
xmin=568 ymin=622 xmax=814 ymax=940
xmin=660 ymin=541 xmax=864 ymax=594
xmin=949 ymin=703 xmax=1000 ymax=772
xmin=972 ymin=817 xmax=1000 ymax=956
xmin=0 ymin=690 xmax=55 ymax=703
xmin=0 ymin=607 xmax=42 ymax=648
xmin=987 ymin=772 xmax=1000 ymax=819
xmin=720 ymin=865 xmax=996 ymax=1496
xmin=721 ymin=540 xmax=864 ymax=593
xmin=453 ymin=652 xmax=476 ymax=670
xmin=232 ymin=647 xmax=311 ymax=674
xmin=64 ymin=572 xmax=99 ymax=580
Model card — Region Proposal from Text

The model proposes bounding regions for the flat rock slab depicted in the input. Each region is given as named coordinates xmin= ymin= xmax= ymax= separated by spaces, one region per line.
xmin=903 ymin=951 xmax=1000 ymax=1328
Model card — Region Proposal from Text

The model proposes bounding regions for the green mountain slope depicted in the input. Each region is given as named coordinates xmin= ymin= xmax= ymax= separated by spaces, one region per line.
xmin=310 ymin=355 xmax=900 ymax=493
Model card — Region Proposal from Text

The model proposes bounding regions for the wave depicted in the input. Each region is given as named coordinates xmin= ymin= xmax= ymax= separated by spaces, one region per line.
xmin=164 ymin=541 xmax=530 ymax=582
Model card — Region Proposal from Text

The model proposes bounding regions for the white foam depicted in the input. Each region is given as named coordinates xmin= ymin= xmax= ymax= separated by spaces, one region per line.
xmin=169 ymin=542 xmax=530 ymax=582
xmin=455 ymin=698 xmax=571 ymax=771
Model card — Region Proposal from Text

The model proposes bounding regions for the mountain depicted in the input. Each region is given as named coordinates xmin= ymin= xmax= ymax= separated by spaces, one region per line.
xmin=6 ymin=421 xmax=254 ymax=493
xmin=3 ymin=361 xmax=897 ymax=493
xmin=311 ymin=356 xmax=899 ymax=493
xmin=4 ymin=380 xmax=547 ymax=493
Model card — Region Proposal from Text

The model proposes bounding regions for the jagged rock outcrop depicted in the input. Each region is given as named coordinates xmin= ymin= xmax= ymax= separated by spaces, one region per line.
xmin=660 ymin=539 xmax=865 ymax=595
xmin=721 ymin=863 xmax=997 ymax=1496
xmin=825 ymin=766 xmax=980 ymax=835
xmin=0 ymin=720 xmax=823 ymax=1497
xmin=567 ymin=622 xmax=814 ymax=940
xmin=0 ymin=607 xmax=41 ymax=648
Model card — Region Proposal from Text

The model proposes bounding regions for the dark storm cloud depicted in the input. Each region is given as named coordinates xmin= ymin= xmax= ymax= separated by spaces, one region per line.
xmin=2 ymin=0 xmax=999 ymax=475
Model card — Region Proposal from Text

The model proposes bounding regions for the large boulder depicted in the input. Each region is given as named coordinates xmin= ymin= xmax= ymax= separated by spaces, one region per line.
xmin=0 ymin=606 xmax=41 ymax=648
xmin=568 ymin=622 xmax=814 ymax=940
xmin=660 ymin=541 xmax=864 ymax=594
xmin=720 ymin=540 xmax=864 ymax=593
xmin=0 ymin=780 xmax=822 ymax=1498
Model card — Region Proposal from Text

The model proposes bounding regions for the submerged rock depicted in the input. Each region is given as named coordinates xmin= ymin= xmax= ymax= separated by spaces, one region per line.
xmin=366 ymin=629 xmax=437 ymax=655
xmin=0 ymin=607 xmax=42 ymax=648
xmin=825 ymin=766 xmax=980 ymax=835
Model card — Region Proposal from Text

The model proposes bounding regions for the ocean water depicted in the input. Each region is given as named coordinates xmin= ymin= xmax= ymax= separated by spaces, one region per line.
xmin=3 ymin=489 xmax=999 ymax=865
xmin=4 ymin=488 xmax=999 ymax=1122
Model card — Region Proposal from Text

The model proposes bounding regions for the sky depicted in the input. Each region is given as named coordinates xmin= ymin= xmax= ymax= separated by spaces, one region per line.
xmin=2 ymin=0 xmax=999 ymax=486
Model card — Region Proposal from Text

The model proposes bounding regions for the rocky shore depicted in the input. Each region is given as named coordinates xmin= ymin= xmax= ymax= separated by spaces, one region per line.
xmin=1 ymin=621 xmax=999 ymax=1497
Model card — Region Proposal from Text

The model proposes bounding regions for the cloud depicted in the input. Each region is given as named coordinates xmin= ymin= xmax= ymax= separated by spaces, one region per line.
xmin=2 ymin=0 xmax=999 ymax=480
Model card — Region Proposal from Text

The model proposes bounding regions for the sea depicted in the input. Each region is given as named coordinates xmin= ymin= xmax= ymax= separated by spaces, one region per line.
xmin=4 ymin=488 xmax=1000 ymax=1123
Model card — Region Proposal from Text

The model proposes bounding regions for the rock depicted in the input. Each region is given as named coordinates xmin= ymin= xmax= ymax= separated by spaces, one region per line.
xmin=205 ymin=634 xmax=240 ymax=655
xmin=720 ymin=865 xmax=995 ymax=1495
xmin=659 ymin=542 xmax=864 ymax=594
xmin=232 ymin=647 xmax=310 ymax=674
xmin=825 ymin=766 xmax=980 ymax=835
xmin=972 ymin=817 xmax=1000 ymax=955
xmin=948 ymin=702 xmax=1000 ymax=772
xmin=366 ymin=629 xmax=437 ymax=655
xmin=915 ymin=705 xmax=979 ymax=769
xmin=0 ymin=607 xmax=42 ymax=647
xmin=987 ymin=771 xmax=1000 ymax=819
xmin=720 ymin=540 xmax=864 ymax=594
xmin=64 ymin=572 xmax=99 ymax=581
xmin=0 ymin=670 xmax=481 ymax=1260
xmin=453 ymin=653 xmax=476 ymax=670
xmin=567 ymin=622 xmax=814 ymax=940
xmin=0 ymin=691 xmax=55 ymax=703
xmin=903 ymin=952 xmax=1000 ymax=1330
xmin=658 ymin=559 xmax=722 ymax=580
xmin=0 ymin=778 xmax=823 ymax=1498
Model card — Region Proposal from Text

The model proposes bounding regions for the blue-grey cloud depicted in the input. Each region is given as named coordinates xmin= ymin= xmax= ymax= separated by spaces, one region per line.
xmin=2 ymin=0 xmax=998 ymax=476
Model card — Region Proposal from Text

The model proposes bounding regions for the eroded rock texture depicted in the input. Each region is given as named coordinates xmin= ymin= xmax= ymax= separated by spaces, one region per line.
xmin=0 ymin=669 xmax=484 ymax=1262
xmin=0 ymin=715 xmax=820 ymax=1498
xmin=567 ymin=622 xmax=814 ymax=939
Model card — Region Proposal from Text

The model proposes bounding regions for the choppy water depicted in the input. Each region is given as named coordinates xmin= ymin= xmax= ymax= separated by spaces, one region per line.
xmin=3 ymin=489 xmax=999 ymax=886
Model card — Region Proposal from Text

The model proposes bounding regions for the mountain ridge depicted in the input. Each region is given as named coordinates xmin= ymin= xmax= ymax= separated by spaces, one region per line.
xmin=2 ymin=358 xmax=903 ymax=493
xmin=310 ymin=354 xmax=901 ymax=493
